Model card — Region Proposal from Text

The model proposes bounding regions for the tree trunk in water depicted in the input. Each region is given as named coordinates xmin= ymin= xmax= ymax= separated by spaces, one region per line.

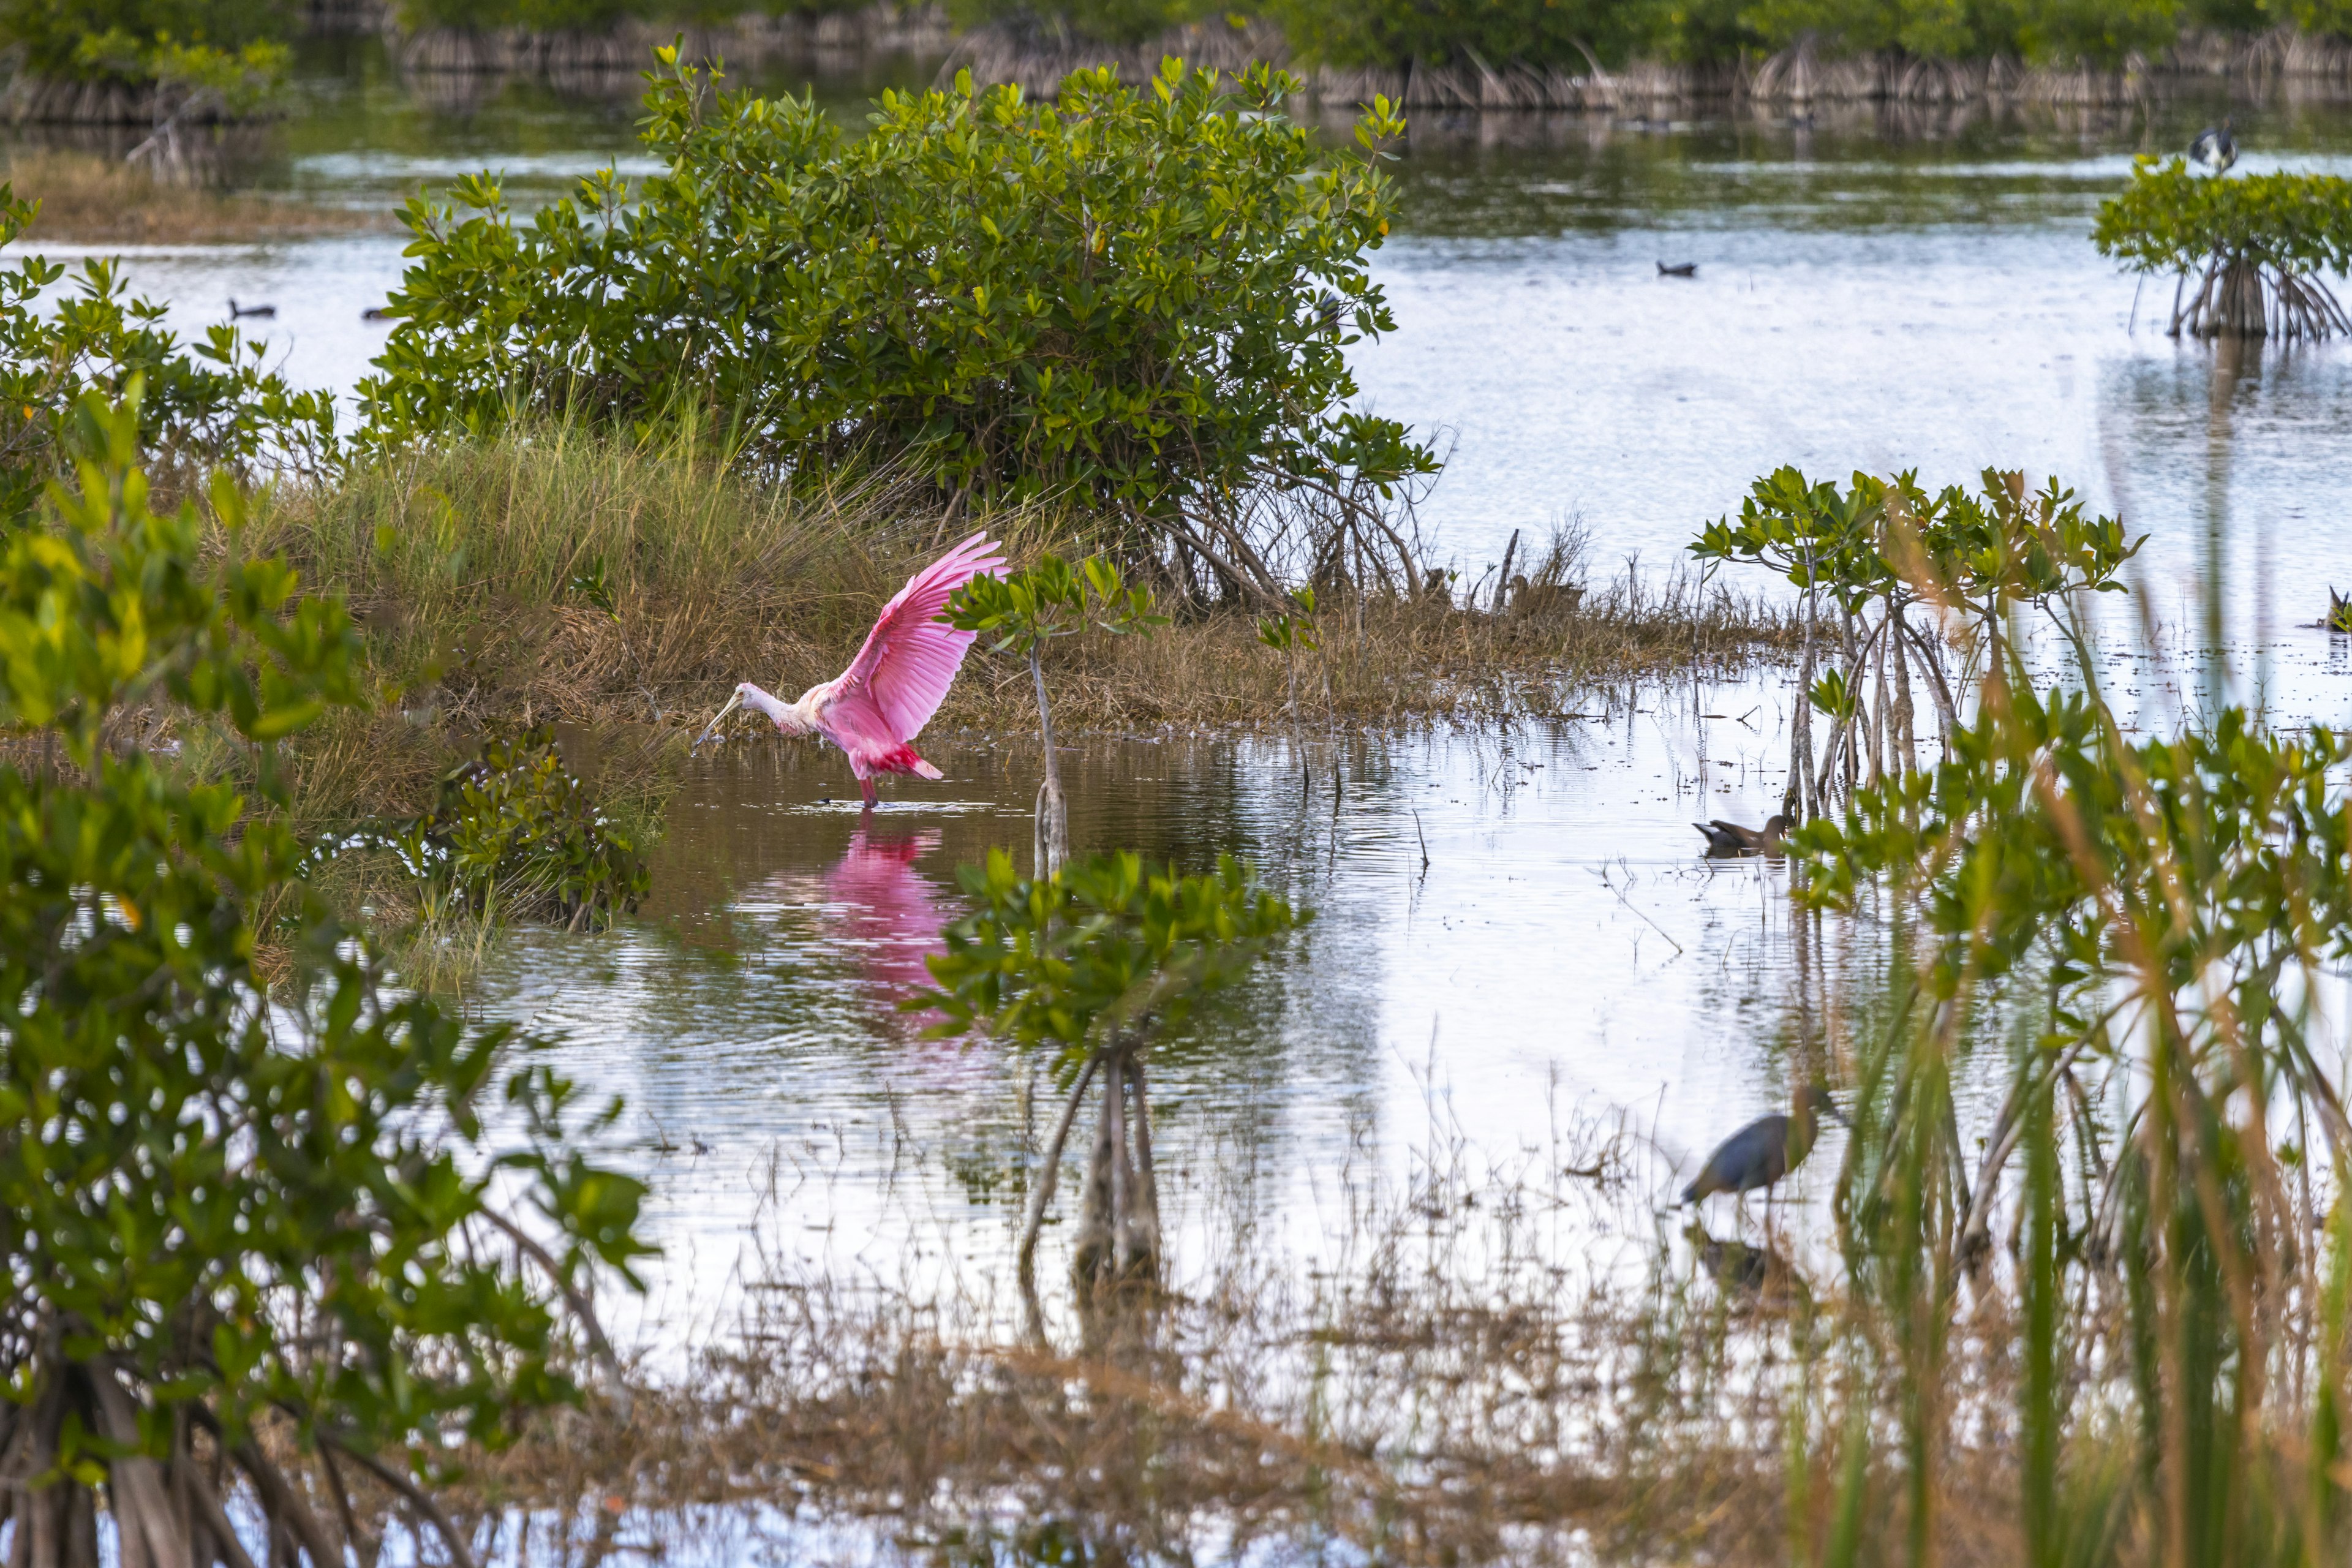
xmin=1891 ymin=618 xmax=1917 ymax=778
xmin=1071 ymin=1052 xmax=1119 ymax=1287
xmin=1030 ymin=646 xmax=1068 ymax=878
xmin=1115 ymin=1058 xmax=1161 ymax=1277
xmin=1017 ymin=1054 xmax=1099 ymax=1290
xmin=1069 ymin=1047 xmax=1162 ymax=1291
xmin=2201 ymin=252 xmax=2269 ymax=338
xmin=1790 ymin=573 xmax=1817 ymax=819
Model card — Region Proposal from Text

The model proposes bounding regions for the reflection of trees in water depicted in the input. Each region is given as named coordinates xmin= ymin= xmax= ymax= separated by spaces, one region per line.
xmin=628 ymin=735 xmax=1395 ymax=1223
xmin=2095 ymin=341 xmax=2352 ymax=655
xmin=1366 ymin=92 xmax=2320 ymax=239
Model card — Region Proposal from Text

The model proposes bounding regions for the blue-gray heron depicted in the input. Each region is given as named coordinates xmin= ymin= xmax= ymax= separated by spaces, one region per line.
xmin=1682 ymin=1085 xmax=1844 ymax=1210
xmin=1693 ymin=813 xmax=1790 ymax=856
xmin=2189 ymin=118 xmax=2237 ymax=175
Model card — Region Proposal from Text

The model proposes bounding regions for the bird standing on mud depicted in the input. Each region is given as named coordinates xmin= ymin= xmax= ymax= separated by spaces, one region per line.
xmin=1682 ymin=1084 xmax=1844 ymax=1217
xmin=2189 ymin=118 xmax=2237 ymax=175
xmin=694 ymin=532 xmax=1007 ymax=806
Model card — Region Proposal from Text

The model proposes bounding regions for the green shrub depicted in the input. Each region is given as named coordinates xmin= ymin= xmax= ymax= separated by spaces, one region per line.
xmin=1690 ymin=465 xmax=2141 ymax=817
xmin=921 ymin=848 xmax=1303 ymax=1292
xmin=2290 ymin=0 xmax=2352 ymax=36
xmin=322 ymin=724 xmax=650 ymax=930
xmin=0 ymin=186 xmax=336 ymax=523
xmin=0 ymin=389 xmax=651 ymax=1562
xmin=361 ymin=52 xmax=1434 ymax=588
xmin=0 ymin=0 xmax=290 ymax=82
xmin=2094 ymin=157 xmax=2352 ymax=339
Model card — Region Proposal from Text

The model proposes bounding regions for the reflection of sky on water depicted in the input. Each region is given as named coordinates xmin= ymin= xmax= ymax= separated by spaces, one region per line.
xmin=467 ymin=676 xmax=1874 ymax=1336
xmin=9 ymin=61 xmax=2352 ymax=1338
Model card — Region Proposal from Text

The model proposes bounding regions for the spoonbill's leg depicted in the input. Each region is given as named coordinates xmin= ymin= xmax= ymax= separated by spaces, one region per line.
xmin=861 ymin=775 xmax=879 ymax=807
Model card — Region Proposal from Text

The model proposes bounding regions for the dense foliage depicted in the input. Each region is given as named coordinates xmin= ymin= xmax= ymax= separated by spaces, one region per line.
xmin=0 ymin=0 xmax=290 ymax=88
xmin=362 ymin=53 xmax=1432 ymax=590
xmin=2095 ymin=157 xmax=2352 ymax=338
xmin=0 ymin=390 xmax=650 ymax=1567
xmin=923 ymin=850 xmax=1302 ymax=1291
xmin=317 ymin=725 xmax=650 ymax=929
xmin=0 ymin=187 xmax=334 ymax=524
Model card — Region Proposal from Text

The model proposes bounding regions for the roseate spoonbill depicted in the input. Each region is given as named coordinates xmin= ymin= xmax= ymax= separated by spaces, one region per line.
xmin=1693 ymin=813 xmax=1790 ymax=856
xmin=2189 ymin=118 xmax=2237 ymax=175
xmin=1682 ymin=1085 xmax=1844 ymax=1212
xmin=693 ymin=531 xmax=1006 ymax=805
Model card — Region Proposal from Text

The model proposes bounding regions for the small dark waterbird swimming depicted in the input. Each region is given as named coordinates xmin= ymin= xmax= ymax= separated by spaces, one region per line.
xmin=227 ymin=298 xmax=276 ymax=319
xmin=2189 ymin=118 xmax=2237 ymax=175
xmin=1657 ymin=261 xmax=1698 ymax=277
xmin=1682 ymin=1085 xmax=1844 ymax=1208
xmin=1693 ymin=813 xmax=1790 ymax=856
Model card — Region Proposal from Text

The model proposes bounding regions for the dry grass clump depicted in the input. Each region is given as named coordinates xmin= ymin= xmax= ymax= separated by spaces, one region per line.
xmin=0 ymin=148 xmax=386 ymax=242
xmin=407 ymin=1118 xmax=2099 ymax=1568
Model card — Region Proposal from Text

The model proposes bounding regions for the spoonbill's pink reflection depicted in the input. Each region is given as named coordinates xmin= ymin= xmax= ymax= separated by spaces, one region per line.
xmin=810 ymin=822 xmax=954 ymax=1031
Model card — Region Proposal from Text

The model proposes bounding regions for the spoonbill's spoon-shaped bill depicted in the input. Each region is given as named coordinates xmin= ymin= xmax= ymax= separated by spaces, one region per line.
xmin=694 ymin=532 xmax=1009 ymax=806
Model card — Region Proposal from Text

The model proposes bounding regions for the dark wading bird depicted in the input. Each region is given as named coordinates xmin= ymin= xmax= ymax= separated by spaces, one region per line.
xmin=2190 ymin=118 xmax=2237 ymax=175
xmin=1694 ymin=813 xmax=1790 ymax=856
xmin=1681 ymin=1085 xmax=1845 ymax=1217
xmin=1657 ymin=261 xmax=1698 ymax=277
xmin=227 ymin=298 xmax=275 ymax=319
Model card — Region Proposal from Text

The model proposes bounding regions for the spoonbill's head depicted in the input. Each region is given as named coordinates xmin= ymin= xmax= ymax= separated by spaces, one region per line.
xmin=693 ymin=682 xmax=809 ymax=752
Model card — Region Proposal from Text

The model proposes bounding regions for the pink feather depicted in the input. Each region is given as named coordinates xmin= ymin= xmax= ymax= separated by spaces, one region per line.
xmin=826 ymin=530 xmax=1007 ymax=764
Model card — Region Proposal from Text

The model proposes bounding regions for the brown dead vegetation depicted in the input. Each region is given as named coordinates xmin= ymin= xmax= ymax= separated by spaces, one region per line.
xmin=395 ymin=1117 xmax=2089 ymax=1568
xmin=0 ymin=148 xmax=386 ymax=243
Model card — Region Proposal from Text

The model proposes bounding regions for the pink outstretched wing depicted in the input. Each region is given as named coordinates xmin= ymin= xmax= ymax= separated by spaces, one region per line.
xmin=831 ymin=530 xmax=1007 ymax=750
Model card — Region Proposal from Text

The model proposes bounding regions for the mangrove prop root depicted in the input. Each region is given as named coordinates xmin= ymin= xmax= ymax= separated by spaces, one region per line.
xmin=2172 ymin=248 xmax=2350 ymax=341
xmin=326 ymin=1439 xmax=481 ymax=1568
xmin=1108 ymin=1049 xmax=1137 ymax=1278
xmin=1073 ymin=1054 xmax=1119 ymax=1286
xmin=1017 ymin=1053 xmax=1100 ymax=1287
xmin=1119 ymin=1053 xmax=1157 ymax=1278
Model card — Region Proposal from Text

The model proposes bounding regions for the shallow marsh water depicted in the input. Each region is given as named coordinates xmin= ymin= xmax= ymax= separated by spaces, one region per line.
xmin=10 ymin=56 xmax=2352 ymax=1330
